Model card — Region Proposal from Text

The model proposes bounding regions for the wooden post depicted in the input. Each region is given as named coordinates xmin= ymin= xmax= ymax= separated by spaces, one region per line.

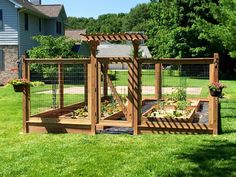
xmin=103 ymin=63 xmax=108 ymax=98
xmin=84 ymin=63 xmax=88 ymax=103
xmin=22 ymin=56 xmax=30 ymax=133
xmin=127 ymin=62 xmax=133 ymax=123
xmin=88 ymin=41 xmax=100 ymax=135
xmin=209 ymin=53 xmax=219 ymax=135
xmin=58 ymin=64 xmax=64 ymax=111
xmin=132 ymin=40 xmax=142 ymax=135
xmin=155 ymin=63 xmax=162 ymax=100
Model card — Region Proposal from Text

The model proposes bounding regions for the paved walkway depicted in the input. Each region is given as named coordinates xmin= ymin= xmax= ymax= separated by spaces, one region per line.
xmin=37 ymin=86 xmax=202 ymax=95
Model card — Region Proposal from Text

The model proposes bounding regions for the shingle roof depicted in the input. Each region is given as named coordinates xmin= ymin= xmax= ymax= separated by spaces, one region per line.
xmin=11 ymin=0 xmax=65 ymax=18
xmin=97 ymin=44 xmax=152 ymax=58
xmin=65 ymin=30 xmax=87 ymax=41
xmin=13 ymin=0 xmax=46 ymax=16
xmin=34 ymin=5 xmax=64 ymax=18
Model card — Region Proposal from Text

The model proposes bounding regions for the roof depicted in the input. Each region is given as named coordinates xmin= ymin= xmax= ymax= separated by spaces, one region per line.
xmin=65 ymin=30 xmax=87 ymax=41
xmin=81 ymin=33 xmax=148 ymax=42
xmin=10 ymin=0 xmax=66 ymax=18
xmin=97 ymin=44 xmax=152 ymax=58
xmin=34 ymin=5 xmax=64 ymax=18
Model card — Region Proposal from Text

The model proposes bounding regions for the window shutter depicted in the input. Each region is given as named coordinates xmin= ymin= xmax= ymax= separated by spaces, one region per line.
xmin=0 ymin=49 xmax=3 ymax=70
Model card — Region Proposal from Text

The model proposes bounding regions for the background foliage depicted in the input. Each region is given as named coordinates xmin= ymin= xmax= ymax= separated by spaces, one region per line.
xmin=66 ymin=0 xmax=236 ymax=77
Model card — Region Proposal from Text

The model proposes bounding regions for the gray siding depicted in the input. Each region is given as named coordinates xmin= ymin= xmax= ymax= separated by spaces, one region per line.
xmin=0 ymin=0 xmax=18 ymax=45
xmin=19 ymin=12 xmax=44 ymax=56
xmin=44 ymin=19 xmax=56 ymax=35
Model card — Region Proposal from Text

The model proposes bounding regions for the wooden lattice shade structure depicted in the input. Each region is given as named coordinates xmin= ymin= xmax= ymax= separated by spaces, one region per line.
xmin=81 ymin=33 xmax=148 ymax=135
xmin=80 ymin=33 xmax=148 ymax=42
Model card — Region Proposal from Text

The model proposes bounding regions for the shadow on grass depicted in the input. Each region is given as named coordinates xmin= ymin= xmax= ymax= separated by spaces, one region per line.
xmin=172 ymin=140 xmax=236 ymax=177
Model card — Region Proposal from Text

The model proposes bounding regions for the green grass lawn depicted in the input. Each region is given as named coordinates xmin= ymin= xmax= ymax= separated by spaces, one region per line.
xmin=0 ymin=79 xmax=236 ymax=177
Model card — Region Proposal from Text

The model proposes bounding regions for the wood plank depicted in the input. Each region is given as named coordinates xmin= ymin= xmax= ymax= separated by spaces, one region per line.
xmin=28 ymin=124 xmax=92 ymax=134
xmin=97 ymin=57 xmax=132 ymax=64
xmin=22 ymin=56 xmax=30 ymax=133
xmin=32 ymin=102 xmax=86 ymax=118
xmin=84 ymin=64 xmax=88 ymax=103
xmin=103 ymin=111 xmax=124 ymax=120
xmin=132 ymin=41 xmax=142 ymax=135
xmin=209 ymin=53 xmax=220 ymax=135
xmin=98 ymin=120 xmax=132 ymax=127
xmin=140 ymin=121 xmax=211 ymax=130
xmin=106 ymin=75 xmax=127 ymax=116
xmin=28 ymin=117 xmax=91 ymax=125
xmin=140 ymin=58 xmax=214 ymax=65
xmin=88 ymin=41 xmax=99 ymax=135
xmin=25 ymin=58 xmax=90 ymax=64
xmin=138 ymin=127 xmax=213 ymax=134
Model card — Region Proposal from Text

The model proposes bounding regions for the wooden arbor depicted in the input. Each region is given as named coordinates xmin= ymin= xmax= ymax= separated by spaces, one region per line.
xmin=81 ymin=33 xmax=148 ymax=135
xmin=21 ymin=33 xmax=220 ymax=135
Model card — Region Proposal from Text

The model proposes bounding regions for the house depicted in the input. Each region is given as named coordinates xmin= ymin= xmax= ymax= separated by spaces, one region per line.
xmin=65 ymin=29 xmax=86 ymax=42
xmin=97 ymin=43 xmax=152 ymax=70
xmin=0 ymin=0 xmax=67 ymax=85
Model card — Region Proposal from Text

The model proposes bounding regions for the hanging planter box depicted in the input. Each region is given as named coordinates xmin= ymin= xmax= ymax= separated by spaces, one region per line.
xmin=13 ymin=85 xmax=25 ymax=92
xmin=209 ymin=89 xmax=222 ymax=97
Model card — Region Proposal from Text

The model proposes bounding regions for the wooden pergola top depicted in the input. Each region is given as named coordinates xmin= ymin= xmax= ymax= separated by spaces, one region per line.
xmin=80 ymin=33 xmax=148 ymax=42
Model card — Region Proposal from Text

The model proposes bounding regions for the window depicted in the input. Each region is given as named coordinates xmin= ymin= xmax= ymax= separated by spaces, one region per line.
xmin=24 ymin=13 xmax=29 ymax=31
xmin=0 ymin=10 xmax=3 ymax=29
xmin=56 ymin=21 xmax=61 ymax=34
xmin=0 ymin=49 xmax=4 ymax=71
xmin=39 ymin=19 xmax=41 ymax=32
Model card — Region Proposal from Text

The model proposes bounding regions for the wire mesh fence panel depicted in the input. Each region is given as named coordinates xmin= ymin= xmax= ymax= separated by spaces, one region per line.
xmin=140 ymin=62 xmax=211 ymax=127
xmin=141 ymin=64 xmax=155 ymax=99
xmin=162 ymin=64 xmax=209 ymax=99
xmin=30 ymin=64 xmax=59 ymax=115
xmin=99 ymin=63 xmax=128 ymax=120
xmin=63 ymin=64 xmax=86 ymax=106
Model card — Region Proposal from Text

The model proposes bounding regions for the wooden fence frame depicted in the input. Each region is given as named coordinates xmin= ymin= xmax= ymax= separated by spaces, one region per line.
xmin=21 ymin=33 xmax=219 ymax=135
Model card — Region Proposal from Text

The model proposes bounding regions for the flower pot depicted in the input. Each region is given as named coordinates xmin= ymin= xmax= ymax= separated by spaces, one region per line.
xmin=210 ymin=89 xmax=222 ymax=97
xmin=13 ymin=85 xmax=25 ymax=92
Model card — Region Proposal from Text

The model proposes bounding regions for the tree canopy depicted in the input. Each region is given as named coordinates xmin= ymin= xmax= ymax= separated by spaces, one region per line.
xmin=66 ymin=0 xmax=236 ymax=75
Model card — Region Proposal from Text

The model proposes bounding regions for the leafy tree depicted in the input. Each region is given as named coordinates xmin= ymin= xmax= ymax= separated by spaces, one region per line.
xmin=147 ymin=0 xmax=223 ymax=58
xmin=122 ymin=3 xmax=152 ymax=32
xmin=212 ymin=0 xmax=236 ymax=58
xmin=28 ymin=35 xmax=78 ymax=58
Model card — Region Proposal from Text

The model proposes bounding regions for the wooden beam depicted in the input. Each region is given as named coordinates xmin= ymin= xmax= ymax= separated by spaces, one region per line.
xmin=140 ymin=58 xmax=214 ymax=65
xmin=127 ymin=62 xmax=133 ymax=123
xmin=97 ymin=57 xmax=132 ymax=64
xmin=155 ymin=64 xmax=162 ymax=100
xmin=84 ymin=64 xmax=88 ymax=103
xmin=209 ymin=53 xmax=220 ymax=135
xmin=106 ymin=75 xmax=127 ymax=116
xmin=25 ymin=58 xmax=90 ymax=64
xmin=81 ymin=33 xmax=148 ymax=42
xmin=88 ymin=41 xmax=100 ymax=135
xmin=22 ymin=56 xmax=30 ymax=133
xmin=132 ymin=40 xmax=142 ymax=135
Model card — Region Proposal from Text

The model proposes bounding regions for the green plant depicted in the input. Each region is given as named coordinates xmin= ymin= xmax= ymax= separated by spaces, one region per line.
xmin=30 ymin=81 xmax=45 ymax=87
xmin=176 ymin=101 xmax=191 ymax=112
xmin=108 ymin=70 xmax=117 ymax=81
xmin=8 ymin=79 xmax=31 ymax=86
xmin=208 ymin=82 xmax=225 ymax=92
xmin=167 ymin=87 xmax=187 ymax=102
